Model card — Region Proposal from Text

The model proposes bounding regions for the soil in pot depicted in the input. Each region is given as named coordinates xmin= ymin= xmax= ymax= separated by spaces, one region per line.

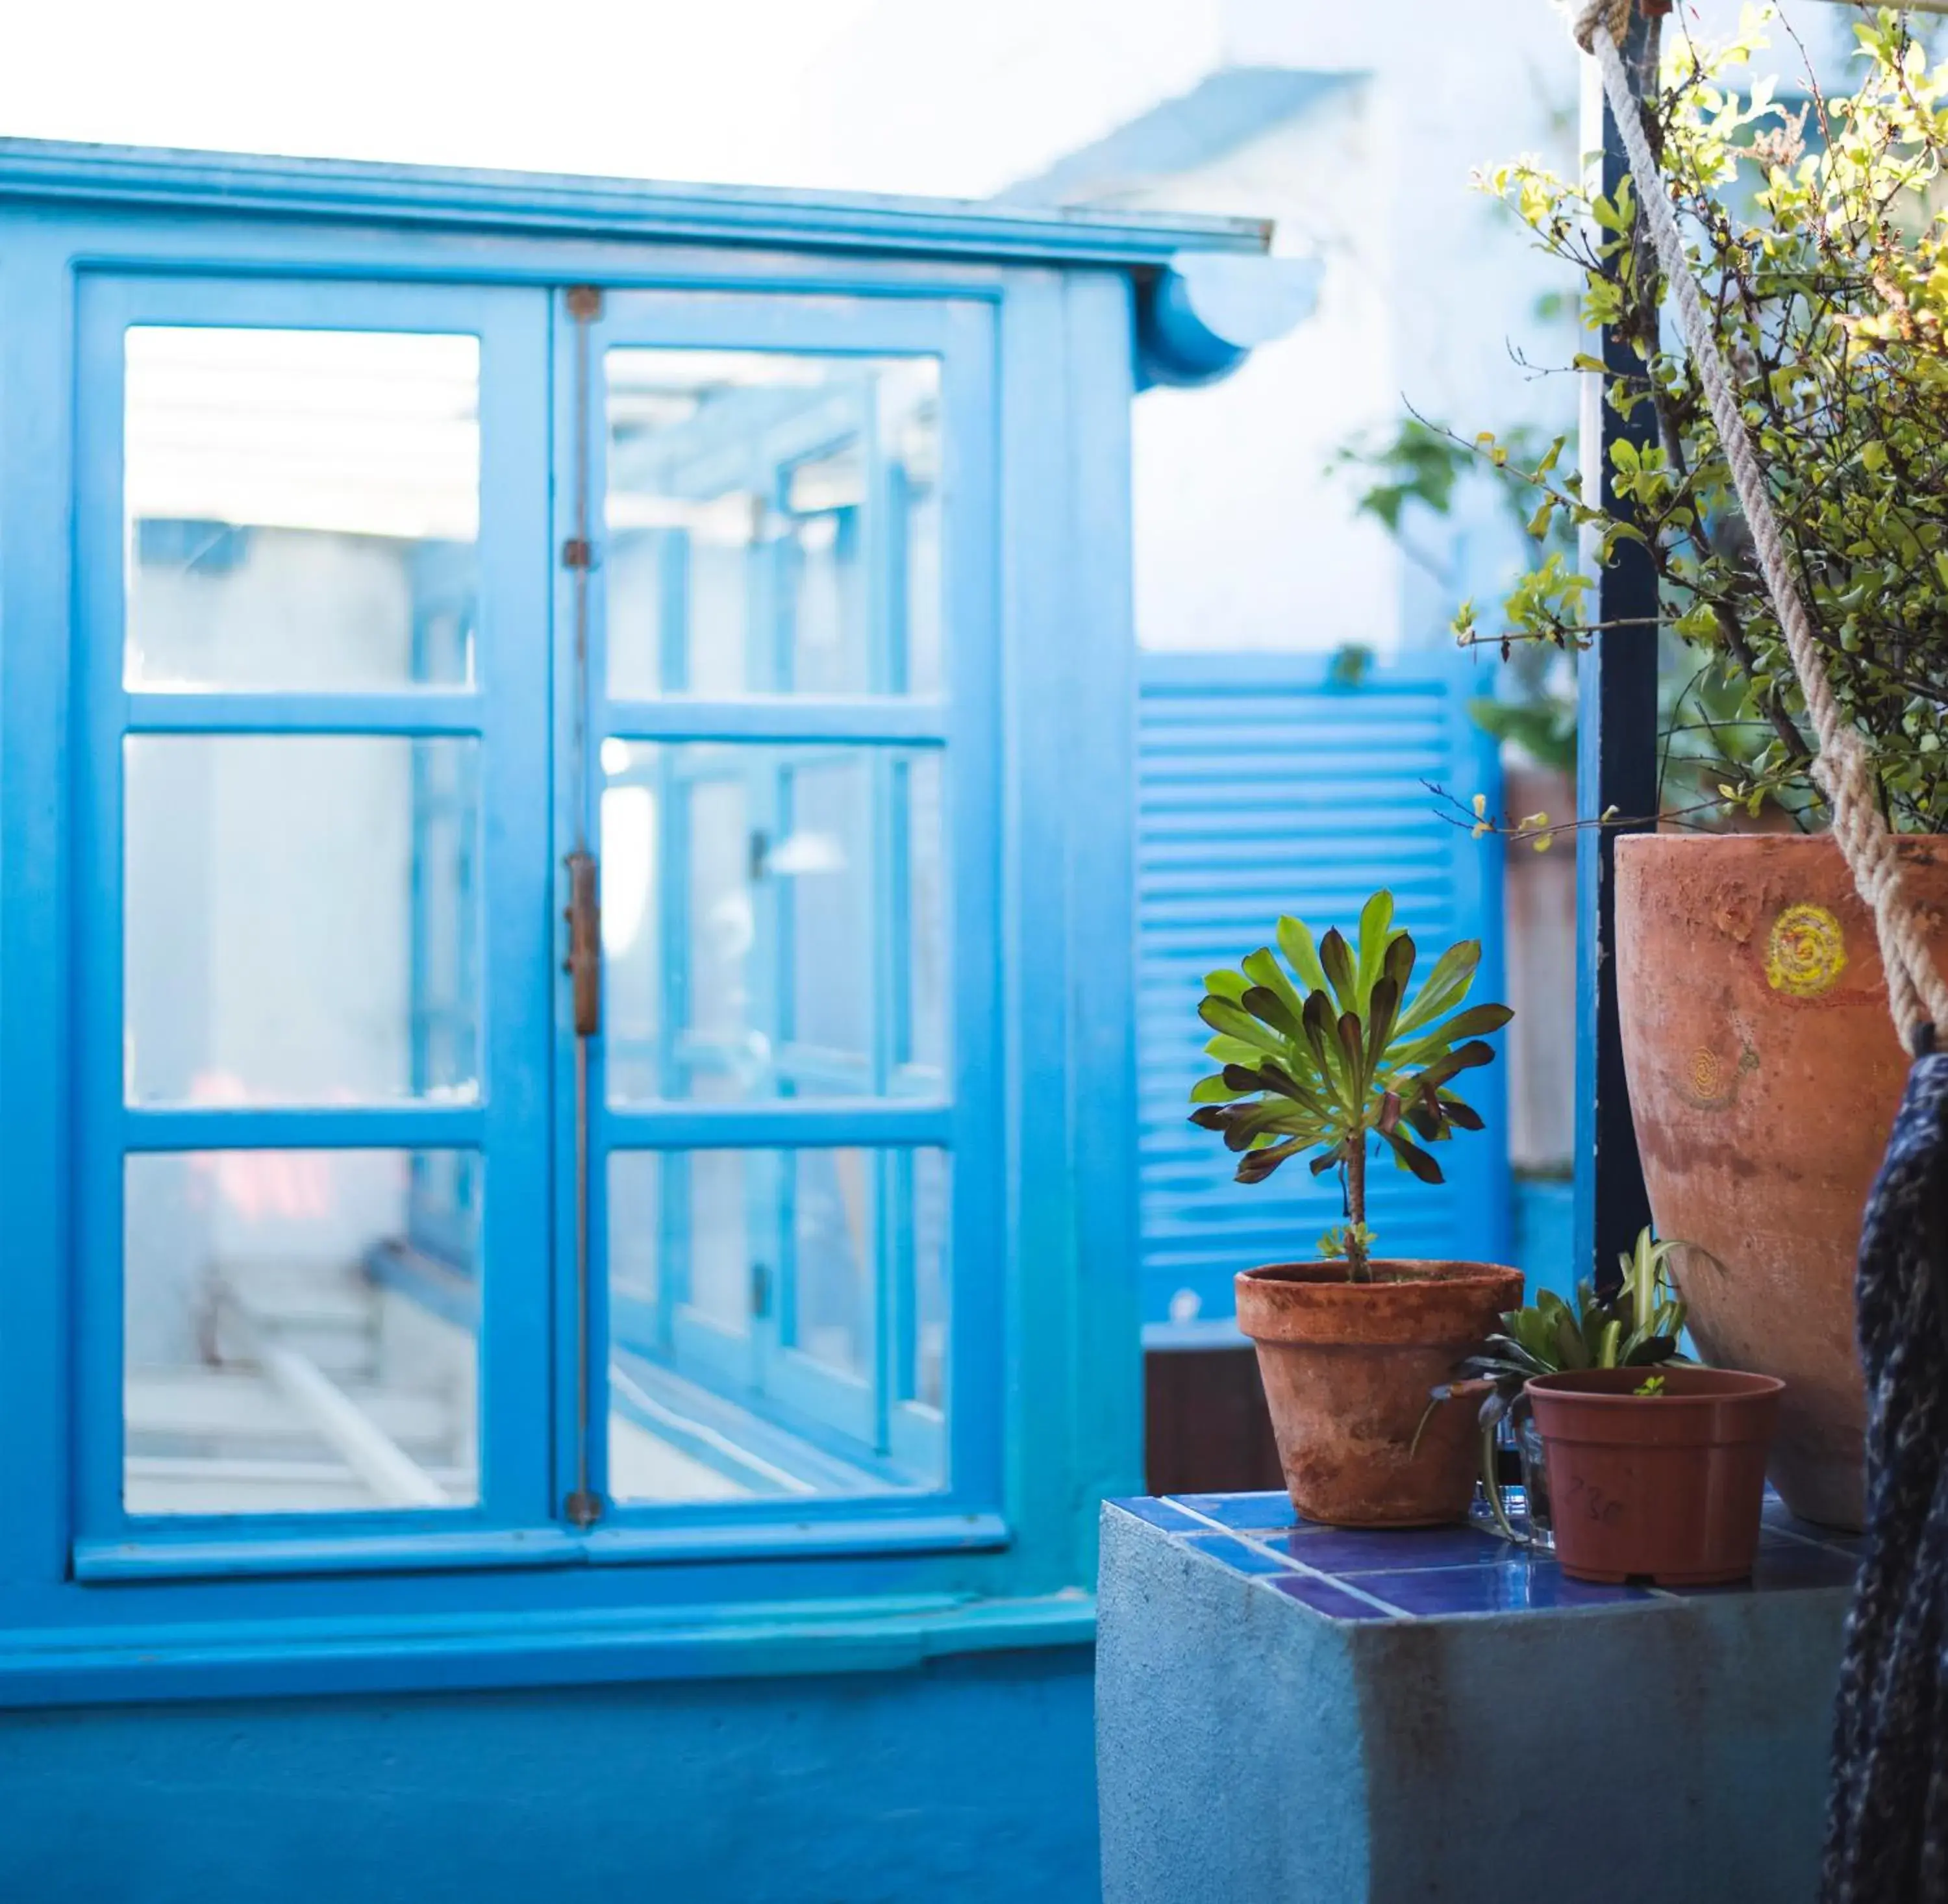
xmin=1617 ymin=833 xmax=1948 ymax=1529
xmin=1527 ymin=1367 xmax=1784 ymax=1585
xmin=1236 ymin=1259 xmax=1523 ymax=1528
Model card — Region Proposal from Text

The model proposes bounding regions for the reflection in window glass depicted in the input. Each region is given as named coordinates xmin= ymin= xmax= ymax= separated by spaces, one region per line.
xmin=605 ymin=348 xmax=941 ymax=698
xmin=123 ymin=327 xmax=481 ymax=691
xmin=125 ymin=736 xmax=479 ymax=1107
xmin=123 ymin=1151 xmax=479 ymax=1516
xmin=605 ymin=1147 xmax=946 ymax=1500
xmin=601 ymin=742 xmax=945 ymax=1105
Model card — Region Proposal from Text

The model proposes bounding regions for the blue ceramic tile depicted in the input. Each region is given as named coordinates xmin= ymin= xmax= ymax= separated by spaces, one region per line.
xmin=1183 ymin=1532 xmax=1292 ymax=1576
xmin=1267 ymin=1573 xmax=1398 ymax=1621
xmin=1267 ymin=1523 xmax=1510 ymax=1576
xmin=1168 ymin=1492 xmax=1302 ymax=1532
xmin=1662 ymin=1541 xmax=1860 ymax=1597
xmin=1340 ymin=1559 xmax=1654 ymax=1616
xmin=1107 ymin=1497 xmax=1204 ymax=1532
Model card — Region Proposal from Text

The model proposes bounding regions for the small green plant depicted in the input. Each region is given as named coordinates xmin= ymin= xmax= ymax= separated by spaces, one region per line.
xmin=1432 ymin=1227 xmax=1694 ymax=1536
xmin=1187 ymin=890 xmax=1512 ymax=1281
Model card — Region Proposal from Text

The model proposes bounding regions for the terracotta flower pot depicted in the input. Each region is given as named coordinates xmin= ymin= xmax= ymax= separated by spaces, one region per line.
xmin=1527 ymin=1368 xmax=1784 ymax=1585
xmin=1236 ymin=1259 xmax=1524 ymax=1527
xmin=1616 ymin=833 xmax=1948 ymax=1531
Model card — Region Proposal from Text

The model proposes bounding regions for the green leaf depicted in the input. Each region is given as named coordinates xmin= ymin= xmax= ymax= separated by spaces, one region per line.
xmin=1204 ymin=1034 xmax=1269 ymax=1068
xmin=1203 ymin=970 xmax=1251 ymax=1003
xmin=1236 ymin=1138 xmax=1306 ymax=1185
xmin=1355 ymin=890 xmax=1395 ymax=1005
xmin=1301 ymin=990 xmax=1351 ymax=1105
xmin=1394 ymin=939 xmax=1482 ymax=1036
xmin=1240 ymin=984 xmax=1305 ymax=1043
xmin=1381 ymin=1128 xmax=1445 ymax=1185
xmin=1198 ymin=996 xmax=1284 ymax=1053
xmin=1275 ymin=916 xmax=1331 ymax=996
xmin=1383 ymin=931 xmax=1417 ymax=1001
xmin=1337 ymin=1009 xmax=1368 ymax=1098
xmin=1319 ymin=928 xmax=1358 ymax=1014
xmin=1386 ymin=1005 xmax=1513 ymax=1073
xmin=1189 ymin=1073 xmax=1236 ymax=1104
xmin=1241 ymin=947 xmax=1308 ymax=1028
xmin=1365 ymin=976 xmax=1402 ymax=1077
xmin=1399 ymin=1038 xmax=1499 ymax=1095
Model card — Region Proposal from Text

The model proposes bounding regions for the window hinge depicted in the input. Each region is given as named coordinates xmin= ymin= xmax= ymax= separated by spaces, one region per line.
xmin=562 ymin=537 xmax=596 ymax=571
xmin=564 ymin=849 xmax=601 ymax=1038
xmin=565 ymin=284 xmax=603 ymax=321
xmin=565 ymin=1489 xmax=603 ymax=1529
xmin=752 ymin=1260 xmax=773 ymax=1319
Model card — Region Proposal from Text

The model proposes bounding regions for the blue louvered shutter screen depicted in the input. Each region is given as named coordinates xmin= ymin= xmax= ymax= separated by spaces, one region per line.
xmin=1136 ymin=651 xmax=1511 ymax=1336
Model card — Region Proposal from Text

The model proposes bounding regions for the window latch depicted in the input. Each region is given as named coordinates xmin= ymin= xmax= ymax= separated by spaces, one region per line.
xmin=751 ymin=1260 xmax=772 ymax=1319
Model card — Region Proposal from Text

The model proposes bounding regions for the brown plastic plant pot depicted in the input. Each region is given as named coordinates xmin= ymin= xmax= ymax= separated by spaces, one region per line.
xmin=1236 ymin=1260 xmax=1524 ymax=1528
xmin=1526 ymin=1367 xmax=1786 ymax=1585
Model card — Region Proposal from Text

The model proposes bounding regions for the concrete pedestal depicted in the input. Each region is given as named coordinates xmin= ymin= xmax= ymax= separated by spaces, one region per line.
xmin=1097 ymin=1492 xmax=1857 ymax=1904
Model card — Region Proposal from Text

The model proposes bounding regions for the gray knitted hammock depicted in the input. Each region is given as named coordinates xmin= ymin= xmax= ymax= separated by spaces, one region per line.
xmin=1569 ymin=3 xmax=1948 ymax=1896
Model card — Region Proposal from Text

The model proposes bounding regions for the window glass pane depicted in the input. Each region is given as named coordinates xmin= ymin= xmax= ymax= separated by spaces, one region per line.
xmin=909 ymin=1147 xmax=950 ymax=1413
xmin=605 ymin=1146 xmax=947 ymax=1500
xmin=125 ymin=735 xmax=479 ymax=1106
xmin=605 ymin=349 xmax=941 ymax=698
xmin=601 ymin=742 xmax=945 ymax=1104
xmin=790 ymin=1147 xmax=873 ymax=1377
xmin=903 ymin=755 xmax=947 ymax=1077
xmin=123 ymin=1150 xmax=479 ymax=1516
xmin=124 ymin=327 xmax=480 ymax=691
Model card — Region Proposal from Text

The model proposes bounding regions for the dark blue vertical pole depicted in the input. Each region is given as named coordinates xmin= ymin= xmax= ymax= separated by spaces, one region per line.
xmin=1574 ymin=10 xmax=1659 ymax=1294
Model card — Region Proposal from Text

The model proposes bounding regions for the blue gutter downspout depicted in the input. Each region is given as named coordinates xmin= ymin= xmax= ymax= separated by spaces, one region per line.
xmin=1135 ymin=251 xmax=1321 ymax=389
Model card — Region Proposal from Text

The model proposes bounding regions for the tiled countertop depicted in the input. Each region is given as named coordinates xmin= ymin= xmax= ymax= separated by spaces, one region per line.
xmin=1107 ymin=1489 xmax=1864 ymax=1620
xmin=1098 ymin=1488 xmax=1856 ymax=1902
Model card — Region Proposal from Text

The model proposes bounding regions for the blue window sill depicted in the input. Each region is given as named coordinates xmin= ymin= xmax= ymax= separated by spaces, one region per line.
xmin=72 ymin=1511 xmax=1012 ymax=1583
xmin=0 ymin=1587 xmax=1095 ymax=1709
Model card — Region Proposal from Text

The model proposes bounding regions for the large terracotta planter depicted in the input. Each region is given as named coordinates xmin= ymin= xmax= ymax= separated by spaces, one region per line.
xmin=1616 ymin=833 xmax=1948 ymax=1530
xmin=1236 ymin=1259 xmax=1524 ymax=1527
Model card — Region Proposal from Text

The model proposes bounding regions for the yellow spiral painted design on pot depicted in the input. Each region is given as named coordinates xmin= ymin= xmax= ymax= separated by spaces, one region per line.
xmin=1690 ymin=1047 xmax=1722 ymax=1097
xmin=1766 ymin=903 xmax=1847 ymax=998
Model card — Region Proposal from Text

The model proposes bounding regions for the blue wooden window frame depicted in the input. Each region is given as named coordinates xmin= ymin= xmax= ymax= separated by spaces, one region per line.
xmin=73 ymin=272 xmax=556 ymax=1562
xmin=580 ymin=291 xmax=990 ymax=1511
xmin=0 ymin=145 xmax=1181 ymax=1703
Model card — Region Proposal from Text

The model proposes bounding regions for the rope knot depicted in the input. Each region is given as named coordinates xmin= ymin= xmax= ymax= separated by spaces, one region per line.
xmin=1572 ymin=0 xmax=1632 ymax=54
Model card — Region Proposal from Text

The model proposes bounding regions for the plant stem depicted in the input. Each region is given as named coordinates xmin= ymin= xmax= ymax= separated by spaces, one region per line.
xmin=1346 ymin=1129 xmax=1369 ymax=1282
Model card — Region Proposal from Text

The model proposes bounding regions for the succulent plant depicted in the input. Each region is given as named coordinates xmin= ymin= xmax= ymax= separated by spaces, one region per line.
xmin=1434 ymin=1227 xmax=1694 ymax=1540
xmin=1188 ymin=889 xmax=1512 ymax=1280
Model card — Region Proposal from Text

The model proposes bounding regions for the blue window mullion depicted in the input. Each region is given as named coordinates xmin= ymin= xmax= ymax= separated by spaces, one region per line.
xmin=603 ymin=699 xmax=947 ymax=745
xmin=121 ymin=691 xmax=484 ymax=737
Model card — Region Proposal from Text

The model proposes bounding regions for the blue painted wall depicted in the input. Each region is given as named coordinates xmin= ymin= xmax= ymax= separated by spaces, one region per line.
xmin=0 ymin=1647 xmax=1097 ymax=1904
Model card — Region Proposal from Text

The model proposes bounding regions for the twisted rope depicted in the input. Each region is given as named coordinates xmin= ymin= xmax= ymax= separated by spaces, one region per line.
xmin=1570 ymin=0 xmax=1948 ymax=1045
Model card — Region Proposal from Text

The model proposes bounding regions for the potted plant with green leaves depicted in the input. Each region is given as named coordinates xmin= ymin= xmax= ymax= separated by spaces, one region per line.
xmin=1440 ymin=1228 xmax=1694 ymax=1543
xmin=1191 ymin=889 xmax=1522 ymax=1527
xmin=1453 ymin=9 xmax=1948 ymax=1530
xmin=1432 ymin=1229 xmax=1782 ymax=1581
